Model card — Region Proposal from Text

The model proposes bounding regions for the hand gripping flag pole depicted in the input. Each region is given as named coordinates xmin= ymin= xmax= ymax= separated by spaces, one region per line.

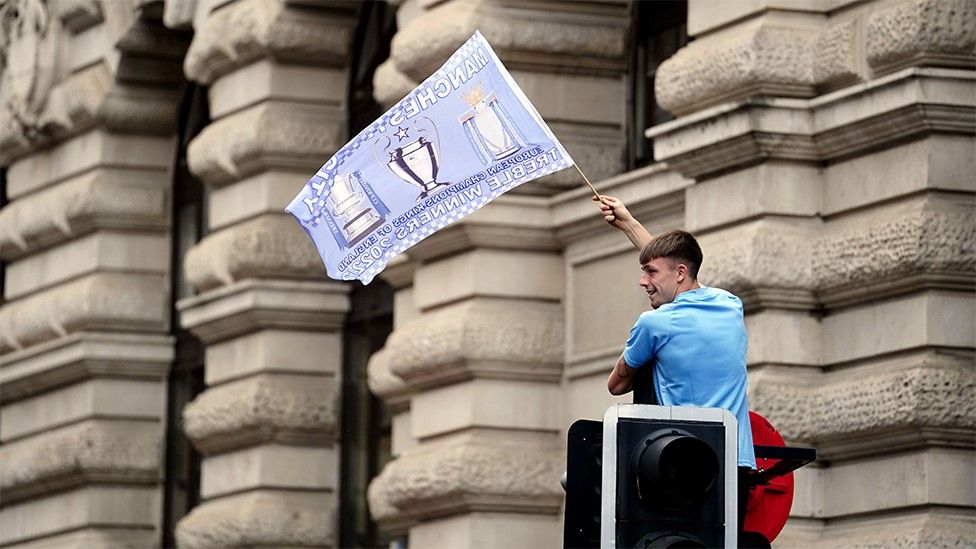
xmin=286 ymin=30 xmax=578 ymax=284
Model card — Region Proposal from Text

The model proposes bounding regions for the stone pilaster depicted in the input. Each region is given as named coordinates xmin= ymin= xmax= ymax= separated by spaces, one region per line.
xmin=648 ymin=0 xmax=975 ymax=545
xmin=0 ymin=0 xmax=189 ymax=546
xmin=171 ymin=0 xmax=357 ymax=546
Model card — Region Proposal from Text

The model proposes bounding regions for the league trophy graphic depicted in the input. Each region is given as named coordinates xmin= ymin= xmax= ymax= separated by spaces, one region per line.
xmin=374 ymin=117 xmax=450 ymax=201
xmin=324 ymin=171 xmax=386 ymax=248
xmin=459 ymin=82 xmax=524 ymax=165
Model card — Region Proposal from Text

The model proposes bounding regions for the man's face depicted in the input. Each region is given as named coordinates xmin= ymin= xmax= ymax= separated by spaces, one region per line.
xmin=639 ymin=257 xmax=680 ymax=309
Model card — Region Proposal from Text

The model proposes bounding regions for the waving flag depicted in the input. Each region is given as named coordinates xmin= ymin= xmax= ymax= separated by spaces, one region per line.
xmin=286 ymin=30 xmax=573 ymax=284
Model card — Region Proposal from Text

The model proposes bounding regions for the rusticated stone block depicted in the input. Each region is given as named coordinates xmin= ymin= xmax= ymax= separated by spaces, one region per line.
xmin=0 ymin=273 xmax=168 ymax=353
xmin=779 ymin=507 xmax=976 ymax=548
xmin=867 ymin=0 xmax=976 ymax=75
xmin=183 ymin=0 xmax=356 ymax=85
xmin=373 ymin=59 xmax=417 ymax=109
xmin=699 ymin=221 xmax=817 ymax=295
xmin=751 ymin=355 xmax=975 ymax=457
xmin=813 ymin=18 xmax=862 ymax=89
xmin=183 ymin=215 xmax=323 ymax=292
xmin=185 ymin=100 xmax=343 ymax=186
xmin=655 ymin=23 xmax=817 ymax=116
xmin=0 ymin=419 xmax=160 ymax=505
xmin=0 ymin=169 xmax=167 ymax=261
xmin=366 ymin=347 xmax=410 ymax=404
xmin=390 ymin=0 xmax=626 ymax=82
xmin=368 ymin=430 xmax=563 ymax=522
xmin=384 ymin=299 xmax=563 ymax=389
xmin=53 ymin=0 xmax=104 ymax=33
xmin=182 ymin=373 xmax=336 ymax=454
xmin=176 ymin=490 xmax=334 ymax=547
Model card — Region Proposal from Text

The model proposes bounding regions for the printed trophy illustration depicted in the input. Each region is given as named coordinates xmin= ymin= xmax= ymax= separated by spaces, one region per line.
xmin=375 ymin=117 xmax=450 ymax=201
xmin=326 ymin=172 xmax=384 ymax=247
xmin=459 ymin=82 xmax=523 ymax=164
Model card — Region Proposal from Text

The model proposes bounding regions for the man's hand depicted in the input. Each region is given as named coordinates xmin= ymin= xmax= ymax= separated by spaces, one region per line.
xmin=608 ymin=354 xmax=638 ymax=395
xmin=593 ymin=195 xmax=654 ymax=251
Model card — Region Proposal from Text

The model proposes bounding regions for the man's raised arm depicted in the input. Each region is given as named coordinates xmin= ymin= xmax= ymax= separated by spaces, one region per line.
xmin=593 ymin=195 xmax=653 ymax=250
xmin=608 ymin=354 xmax=639 ymax=395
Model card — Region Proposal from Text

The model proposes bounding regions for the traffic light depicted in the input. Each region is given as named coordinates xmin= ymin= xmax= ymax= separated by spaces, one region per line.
xmin=565 ymin=404 xmax=738 ymax=548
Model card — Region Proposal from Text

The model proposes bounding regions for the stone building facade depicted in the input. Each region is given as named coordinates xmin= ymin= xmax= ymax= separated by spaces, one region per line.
xmin=0 ymin=0 xmax=973 ymax=547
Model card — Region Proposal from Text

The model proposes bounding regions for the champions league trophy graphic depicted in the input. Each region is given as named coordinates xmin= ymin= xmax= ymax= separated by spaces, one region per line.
xmin=374 ymin=117 xmax=450 ymax=201
xmin=459 ymin=82 xmax=524 ymax=164
xmin=324 ymin=171 xmax=386 ymax=248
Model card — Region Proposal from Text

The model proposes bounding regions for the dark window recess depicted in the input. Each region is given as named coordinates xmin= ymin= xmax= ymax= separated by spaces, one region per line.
xmin=162 ymin=83 xmax=209 ymax=549
xmin=628 ymin=0 xmax=688 ymax=168
xmin=339 ymin=2 xmax=398 ymax=548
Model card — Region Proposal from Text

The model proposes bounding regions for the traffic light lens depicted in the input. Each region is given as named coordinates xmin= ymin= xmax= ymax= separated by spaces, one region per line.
xmin=636 ymin=432 xmax=719 ymax=512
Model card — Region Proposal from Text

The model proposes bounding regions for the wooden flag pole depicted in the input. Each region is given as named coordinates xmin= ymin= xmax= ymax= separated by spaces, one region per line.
xmin=574 ymin=163 xmax=601 ymax=199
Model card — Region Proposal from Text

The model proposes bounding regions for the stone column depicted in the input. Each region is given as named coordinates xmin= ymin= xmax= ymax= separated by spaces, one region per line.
xmin=0 ymin=0 xmax=188 ymax=546
xmin=366 ymin=2 xmax=630 ymax=546
xmin=650 ymin=0 xmax=974 ymax=545
xmin=171 ymin=0 xmax=357 ymax=546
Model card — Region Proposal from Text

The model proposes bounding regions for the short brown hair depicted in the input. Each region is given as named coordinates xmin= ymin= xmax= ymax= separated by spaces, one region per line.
xmin=639 ymin=230 xmax=703 ymax=279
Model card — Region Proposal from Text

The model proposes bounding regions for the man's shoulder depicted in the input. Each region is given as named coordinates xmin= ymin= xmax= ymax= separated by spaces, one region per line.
xmin=698 ymin=286 xmax=743 ymax=307
xmin=634 ymin=308 xmax=673 ymax=330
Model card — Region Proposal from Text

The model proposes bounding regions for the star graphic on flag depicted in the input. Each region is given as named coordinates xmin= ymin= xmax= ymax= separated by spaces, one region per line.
xmin=395 ymin=126 xmax=409 ymax=140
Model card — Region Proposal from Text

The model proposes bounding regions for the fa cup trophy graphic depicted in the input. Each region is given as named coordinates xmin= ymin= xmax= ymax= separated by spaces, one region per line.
xmin=459 ymin=82 xmax=524 ymax=165
xmin=324 ymin=171 xmax=386 ymax=248
xmin=374 ymin=117 xmax=450 ymax=201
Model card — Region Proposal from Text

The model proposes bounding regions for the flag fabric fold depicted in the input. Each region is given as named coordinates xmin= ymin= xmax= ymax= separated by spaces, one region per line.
xmin=286 ymin=30 xmax=574 ymax=284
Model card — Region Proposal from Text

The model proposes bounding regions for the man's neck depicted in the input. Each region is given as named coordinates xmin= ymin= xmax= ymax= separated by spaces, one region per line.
xmin=675 ymin=280 xmax=701 ymax=298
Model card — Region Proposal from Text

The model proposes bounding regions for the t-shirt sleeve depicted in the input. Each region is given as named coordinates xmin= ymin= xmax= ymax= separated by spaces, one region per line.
xmin=622 ymin=311 xmax=669 ymax=369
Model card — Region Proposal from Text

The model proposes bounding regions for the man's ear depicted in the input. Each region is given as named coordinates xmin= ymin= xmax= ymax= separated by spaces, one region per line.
xmin=675 ymin=262 xmax=688 ymax=283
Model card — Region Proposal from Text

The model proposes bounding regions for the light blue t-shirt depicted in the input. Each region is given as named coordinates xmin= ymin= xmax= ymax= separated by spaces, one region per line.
xmin=623 ymin=286 xmax=756 ymax=469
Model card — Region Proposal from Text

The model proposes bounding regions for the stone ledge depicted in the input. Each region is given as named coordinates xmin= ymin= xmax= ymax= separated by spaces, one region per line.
xmin=186 ymin=100 xmax=344 ymax=186
xmin=787 ymin=508 xmax=976 ymax=548
xmin=0 ymin=272 xmax=169 ymax=354
xmin=866 ymin=0 xmax=976 ymax=76
xmin=176 ymin=489 xmax=334 ymax=547
xmin=0 ymin=419 xmax=161 ymax=506
xmin=751 ymin=352 xmax=975 ymax=460
xmin=184 ymin=0 xmax=357 ymax=85
xmin=0 ymin=332 xmax=173 ymax=404
xmin=383 ymin=299 xmax=563 ymax=391
xmin=649 ymin=68 xmax=975 ymax=180
xmin=0 ymin=169 xmax=168 ymax=261
xmin=0 ymin=527 xmax=158 ymax=549
xmin=177 ymin=278 xmax=349 ymax=344
xmin=183 ymin=215 xmax=325 ymax=292
xmin=182 ymin=373 xmax=336 ymax=455
xmin=368 ymin=430 xmax=563 ymax=524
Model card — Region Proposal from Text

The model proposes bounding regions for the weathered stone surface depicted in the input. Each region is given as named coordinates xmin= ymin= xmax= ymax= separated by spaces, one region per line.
xmin=0 ymin=169 xmax=167 ymax=260
xmin=785 ymin=509 xmax=976 ymax=548
xmin=201 ymin=444 xmax=337 ymax=499
xmin=813 ymin=18 xmax=861 ymax=89
xmin=655 ymin=23 xmax=817 ymax=116
xmin=0 ymin=527 xmax=158 ymax=549
xmin=182 ymin=373 xmax=336 ymax=454
xmin=0 ymin=420 xmax=160 ymax=504
xmin=53 ymin=0 xmax=104 ymax=33
xmin=751 ymin=354 xmax=975 ymax=457
xmin=185 ymin=100 xmax=343 ymax=186
xmin=867 ymin=0 xmax=976 ymax=75
xmin=183 ymin=0 xmax=356 ymax=84
xmin=183 ymin=214 xmax=323 ymax=292
xmin=204 ymin=329 xmax=341 ymax=385
xmin=366 ymin=347 xmax=410 ymax=404
xmin=384 ymin=299 xmax=563 ymax=389
xmin=373 ymin=58 xmax=416 ymax=109
xmin=368 ymin=430 xmax=563 ymax=522
xmin=0 ymin=273 xmax=168 ymax=353
xmin=176 ymin=490 xmax=333 ymax=547
xmin=391 ymin=0 xmax=627 ymax=82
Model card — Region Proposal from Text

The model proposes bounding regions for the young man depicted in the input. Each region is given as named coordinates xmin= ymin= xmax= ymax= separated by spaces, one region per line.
xmin=595 ymin=195 xmax=760 ymax=540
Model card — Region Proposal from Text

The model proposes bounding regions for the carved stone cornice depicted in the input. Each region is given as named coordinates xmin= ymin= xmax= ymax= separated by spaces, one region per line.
xmin=176 ymin=490 xmax=334 ymax=548
xmin=0 ymin=168 xmax=168 ymax=261
xmin=0 ymin=332 xmax=173 ymax=403
xmin=751 ymin=351 xmax=975 ymax=461
xmin=182 ymin=374 xmax=336 ymax=455
xmin=185 ymin=101 xmax=344 ymax=186
xmin=390 ymin=0 xmax=628 ymax=81
xmin=183 ymin=0 xmax=356 ymax=85
xmin=0 ymin=273 xmax=168 ymax=353
xmin=866 ymin=0 xmax=976 ymax=77
xmin=655 ymin=22 xmax=819 ymax=117
xmin=0 ymin=419 xmax=161 ymax=506
xmin=649 ymin=68 xmax=976 ymax=181
xmin=183 ymin=215 xmax=325 ymax=292
xmin=383 ymin=299 xmax=563 ymax=391
xmin=368 ymin=430 xmax=563 ymax=524
xmin=177 ymin=279 xmax=349 ymax=344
